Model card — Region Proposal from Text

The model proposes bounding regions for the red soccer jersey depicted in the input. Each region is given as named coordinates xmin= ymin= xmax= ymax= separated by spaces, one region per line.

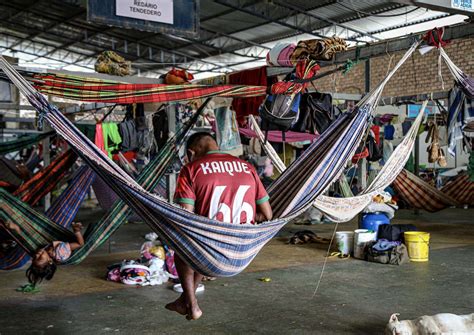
xmin=174 ymin=151 xmax=269 ymax=224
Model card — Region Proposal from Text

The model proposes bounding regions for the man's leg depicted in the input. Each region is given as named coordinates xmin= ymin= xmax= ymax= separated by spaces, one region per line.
xmin=194 ymin=272 xmax=204 ymax=288
xmin=165 ymin=255 xmax=203 ymax=320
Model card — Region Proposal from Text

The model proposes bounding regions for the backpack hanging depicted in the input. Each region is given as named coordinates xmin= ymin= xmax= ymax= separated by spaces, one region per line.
xmin=152 ymin=105 xmax=169 ymax=152
xmin=293 ymin=92 xmax=335 ymax=134
xmin=366 ymin=134 xmax=383 ymax=162
xmin=259 ymin=93 xmax=301 ymax=142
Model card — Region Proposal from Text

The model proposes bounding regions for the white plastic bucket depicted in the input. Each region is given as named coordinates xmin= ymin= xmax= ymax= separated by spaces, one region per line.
xmin=335 ymin=231 xmax=354 ymax=256
xmin=353 ymin=229 xmax=377 ymax=259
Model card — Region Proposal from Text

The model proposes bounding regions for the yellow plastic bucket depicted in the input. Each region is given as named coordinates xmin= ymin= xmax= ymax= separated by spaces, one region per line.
xmin=404 ymin=231 xmax=430 ymax=262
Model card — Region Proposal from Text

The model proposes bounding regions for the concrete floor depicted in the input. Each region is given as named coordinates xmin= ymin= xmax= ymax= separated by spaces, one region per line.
xmin=0 ymin=208 xmax=473 ymax=334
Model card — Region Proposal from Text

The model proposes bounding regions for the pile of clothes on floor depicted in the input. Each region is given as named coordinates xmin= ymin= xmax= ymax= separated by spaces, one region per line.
xmin=364 ymin=229 xmax=412 ymax=266
xmin=106 ymin=233 xmax=178 ymax=286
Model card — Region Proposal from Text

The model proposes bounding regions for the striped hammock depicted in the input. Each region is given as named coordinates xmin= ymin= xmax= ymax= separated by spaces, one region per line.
xmin=440 ymin=47 xmax=474 ymax=99
xmin=31 ymin=73 xmax=267 ymax=104
xmin=441 ymin=173 xmax=474 ymax=206
xmin=0 ymin=131 xmax=55 ymax=155
xmin=12 ymin=150 xmax=77 ymax=206
xmin=0 ymin=166 xmax=95 ymax=269
xmin=250 ymin=100 xmax=426 ymax=223
xmin=0 ymin=42 xmax=418 ymax=276
xmin=393 ymin=169 xmax=473 ymax=212
xmin=29 ymin=60 xmax=318 ymax=104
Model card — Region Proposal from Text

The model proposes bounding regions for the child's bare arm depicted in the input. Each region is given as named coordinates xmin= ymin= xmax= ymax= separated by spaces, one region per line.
xmin=2 ymin=221 xmax=21 ymax=234
xmin=69 ymin=222 xmax=84 ymax=251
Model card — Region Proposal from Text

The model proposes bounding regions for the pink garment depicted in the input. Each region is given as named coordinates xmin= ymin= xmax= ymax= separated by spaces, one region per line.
xmin=54 ymin=242 xmax=71 ymax=262
xmin=239 ymin=127 xmax=318 ymax=143
xmin=94 ymin=123 xmax=107 ymax=155
xmin=278 ymin=44 xmax=296 ymax=67
xmin=211 ymin=122 xmax=318 ymax=143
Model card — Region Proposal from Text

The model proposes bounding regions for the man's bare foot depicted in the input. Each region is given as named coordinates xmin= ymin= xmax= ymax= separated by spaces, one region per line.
xmin=186 ymin=302 xmax=203 ymax=321
xmin=165 ymin=296 xmax=187 ymax=316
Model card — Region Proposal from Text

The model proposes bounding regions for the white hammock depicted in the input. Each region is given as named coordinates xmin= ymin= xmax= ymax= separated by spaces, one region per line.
xmin=250 ymin=100 xmax=427 ymax=222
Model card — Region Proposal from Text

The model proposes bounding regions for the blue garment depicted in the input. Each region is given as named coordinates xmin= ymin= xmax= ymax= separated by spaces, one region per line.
xmin=384 ymin=124 xmax=395 ymax=140
xmin=384 ymin=186 xmax=395 ymax=196
xmin=402 ymin=121 xmax=412 ymax=136
xmin=372 ymin=239 xmax=401 ymax=252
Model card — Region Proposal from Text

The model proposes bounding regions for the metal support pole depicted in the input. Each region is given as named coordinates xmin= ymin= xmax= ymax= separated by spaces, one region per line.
xmin=414 ymin=134 xmax=420 ymax=215
xmin=359 ymin=58 xmax=371 ymax=190
xmin=414 ymin=136 xmax=420 ymax=177
xmin=42 ymin=123 xmax=51 ymax=211
xmin=365 ymin=58 xmax=371 ymax=93
xmin=167 ymin=173 xmax=176 ymax=203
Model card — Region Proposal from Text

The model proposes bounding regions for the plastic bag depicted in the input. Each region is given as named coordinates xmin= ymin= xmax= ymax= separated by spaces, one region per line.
xmin=215 ymin=107 xmax=243 ymax=156
xmin=147 ymin=258 xmax=169 ymax=285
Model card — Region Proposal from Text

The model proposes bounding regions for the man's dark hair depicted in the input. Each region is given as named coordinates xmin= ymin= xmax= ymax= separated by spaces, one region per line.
xmin=186 ymin=132 xmax=215 ymax=151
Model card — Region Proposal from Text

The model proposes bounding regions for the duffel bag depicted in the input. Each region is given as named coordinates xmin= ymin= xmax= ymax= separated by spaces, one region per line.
xmin=377 ymin=224 xmax=417 ymax=242
xmin=366 ymin=242 xmax=409 ymax=266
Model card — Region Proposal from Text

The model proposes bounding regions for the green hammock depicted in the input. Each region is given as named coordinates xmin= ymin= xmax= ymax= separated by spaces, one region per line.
xmin=0 ymin=131 xmax=55 ymax=155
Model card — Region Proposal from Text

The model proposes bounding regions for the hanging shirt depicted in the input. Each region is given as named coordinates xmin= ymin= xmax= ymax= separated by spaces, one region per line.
xmin=370 ymin=125 xmax=380 ymax=145
xmin=174 ymin=152 xmax=269 ymax=224
xmin=102 ymin=122 xmax=122 ymax=158
xmin=384 ymin=124 xmax=395 ymax=140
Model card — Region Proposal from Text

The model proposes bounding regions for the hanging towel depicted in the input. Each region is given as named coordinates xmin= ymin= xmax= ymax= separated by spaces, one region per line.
xmin=229 ymin=66 xmax=272 ymax=125
xmin=95 ymin=123 xmax=107 ymax=155
xmin=102 ymin=122 xmax=122 ymax=158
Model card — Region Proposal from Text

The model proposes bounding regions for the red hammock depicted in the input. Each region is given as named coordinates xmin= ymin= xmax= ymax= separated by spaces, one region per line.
xmin=13 ymin=150 xmax=77 ymax=206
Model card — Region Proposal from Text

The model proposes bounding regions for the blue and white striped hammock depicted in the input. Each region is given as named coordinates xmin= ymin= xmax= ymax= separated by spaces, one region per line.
xmin=0 ymin=42 xmax=418 ymax=276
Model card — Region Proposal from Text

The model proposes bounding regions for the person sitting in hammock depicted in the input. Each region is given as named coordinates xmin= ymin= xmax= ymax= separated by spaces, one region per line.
xmin=3 ymin=221 xmax=85 ymax=286
xmin=166 ymin=132 xmax=273 ymax=320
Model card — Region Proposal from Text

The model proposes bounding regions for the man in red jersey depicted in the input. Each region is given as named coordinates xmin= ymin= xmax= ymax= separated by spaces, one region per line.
xmin=165 ymin=132 xmax=272 ymax=320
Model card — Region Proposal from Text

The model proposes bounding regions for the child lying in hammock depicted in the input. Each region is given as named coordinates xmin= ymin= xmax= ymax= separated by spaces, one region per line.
xmin=3 ymin=221 xmax=84 ymax=286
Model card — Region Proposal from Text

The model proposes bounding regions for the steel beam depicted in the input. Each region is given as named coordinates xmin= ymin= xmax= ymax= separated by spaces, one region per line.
xmin=348 ymin=13 xmax=452 ymax=39
xmin=272 ymin=1 xmax=381 ymax=41
xmin=394 ymin=0 xmax=474 ymax=16
xmin=213 ymin=0 xmax=358 ymax=42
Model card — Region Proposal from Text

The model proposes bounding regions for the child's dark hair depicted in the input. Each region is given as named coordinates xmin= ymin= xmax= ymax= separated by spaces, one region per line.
xmin=186 ymin=132 xmax=215 ymax=152
xmin=26 ymin=263 xmax=57 ymax=286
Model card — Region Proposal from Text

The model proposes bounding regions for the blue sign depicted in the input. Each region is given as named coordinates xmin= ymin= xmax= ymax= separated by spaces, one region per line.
xmin=88 ymin=0 xmax=199 ymax=37
xmin=407 ymin=103 xmax=437 ymax=118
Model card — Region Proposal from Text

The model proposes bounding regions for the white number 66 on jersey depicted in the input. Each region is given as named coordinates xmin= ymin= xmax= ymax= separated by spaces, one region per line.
xmin=209 ymin=185 xmax=254 ymax=224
